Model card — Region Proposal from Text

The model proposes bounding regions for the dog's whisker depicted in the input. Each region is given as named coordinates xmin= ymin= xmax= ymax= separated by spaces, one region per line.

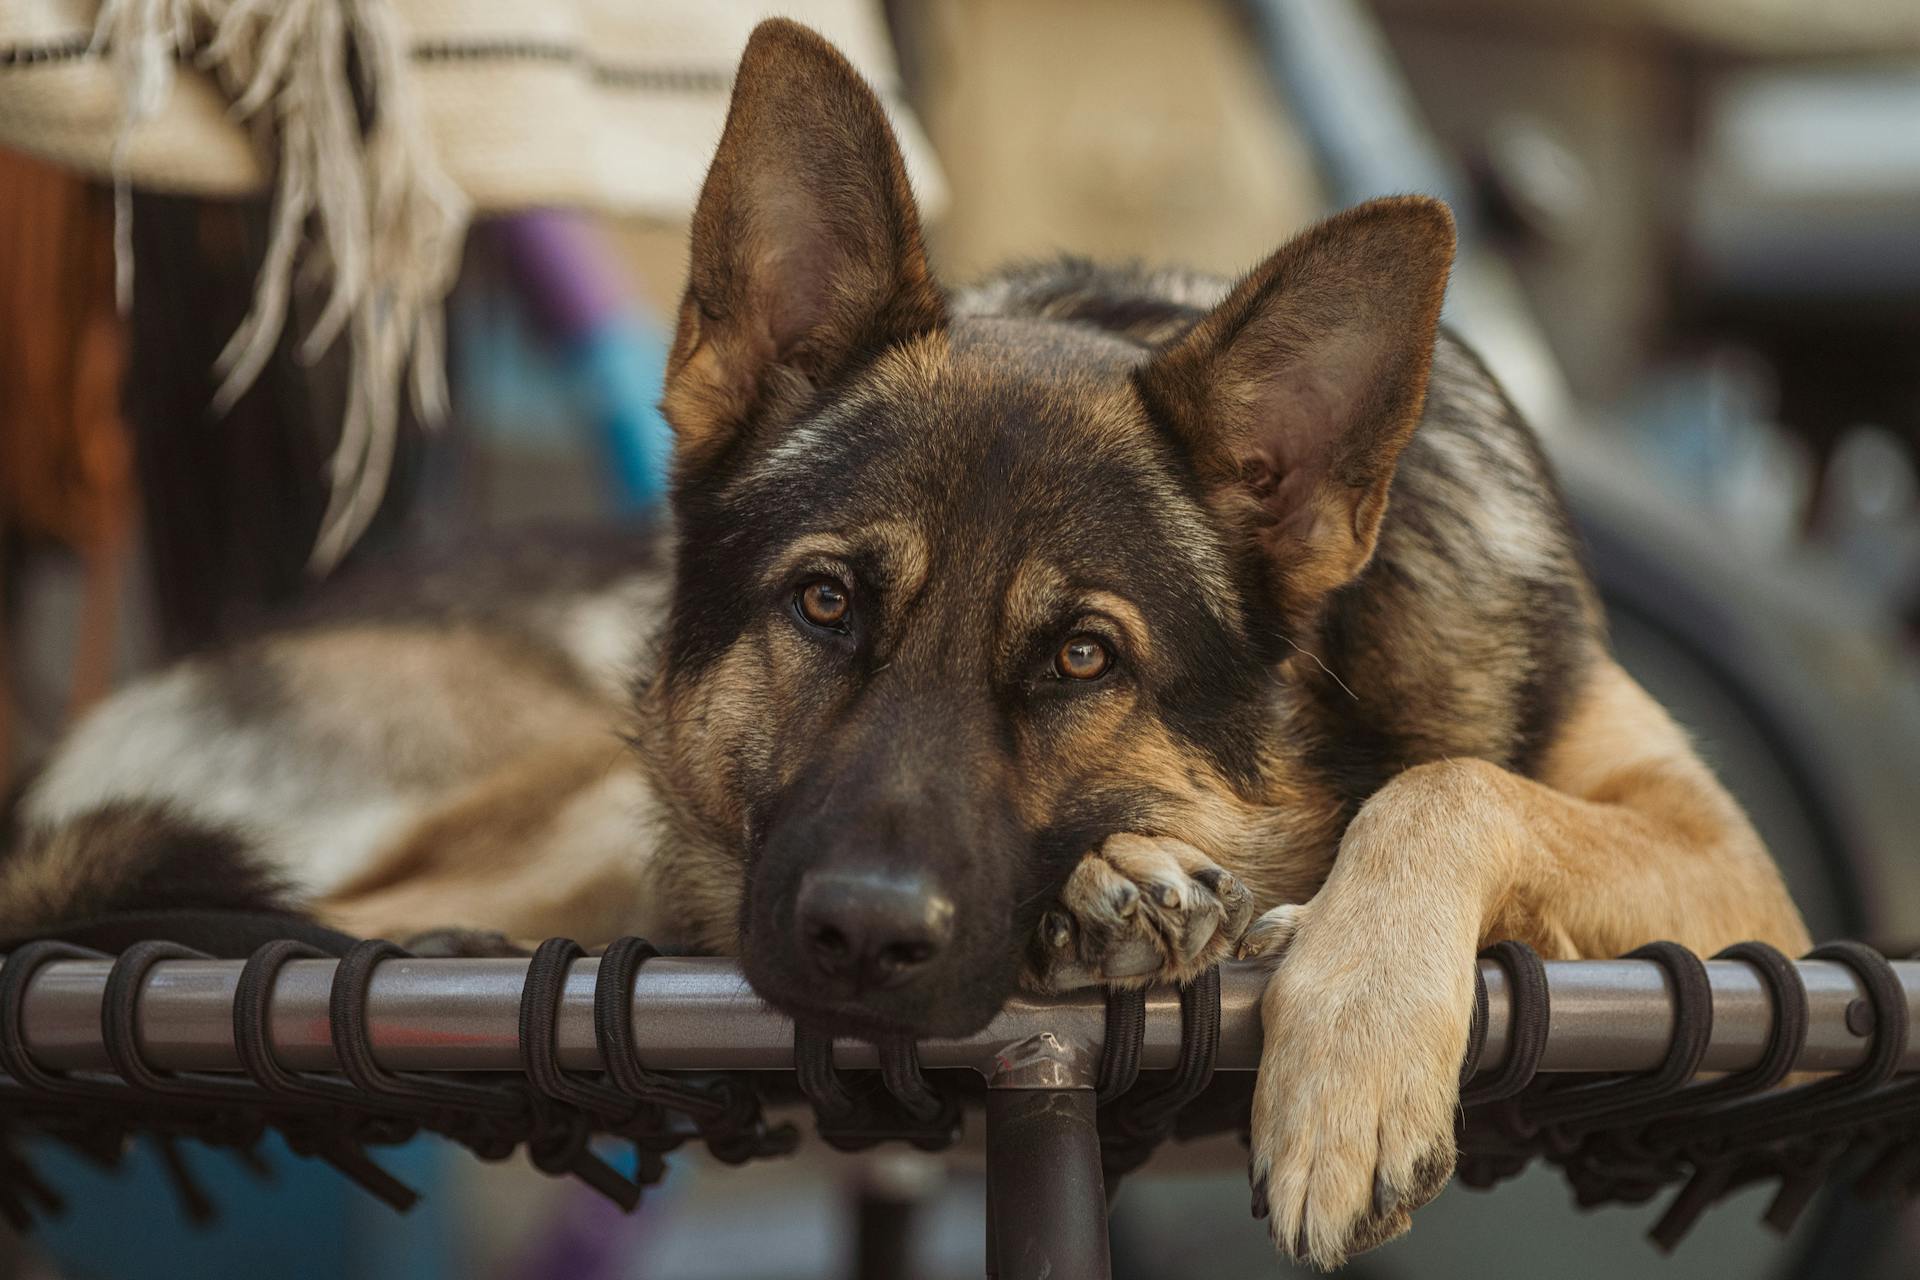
xmin=1284 ymin=638 xmax=1359 ymax=701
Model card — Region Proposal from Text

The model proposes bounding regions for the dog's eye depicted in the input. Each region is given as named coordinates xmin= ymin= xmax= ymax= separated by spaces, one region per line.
xmin=796 ymin=578 xmax=851 ymax=630
xmin=1054 ymin=635 xmax=1111 ymax=681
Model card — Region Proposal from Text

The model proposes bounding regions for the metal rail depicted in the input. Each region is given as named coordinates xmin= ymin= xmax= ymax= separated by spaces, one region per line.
xmin=6 ymin=952 xmax=1918 ymax=1280
xmin=8 ymin=956 xmax=1919 ymax=1081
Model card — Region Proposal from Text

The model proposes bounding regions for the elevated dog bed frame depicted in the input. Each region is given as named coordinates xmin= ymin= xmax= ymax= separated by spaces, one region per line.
xmin=3 ymin=923 xmax=1918 ymax=1280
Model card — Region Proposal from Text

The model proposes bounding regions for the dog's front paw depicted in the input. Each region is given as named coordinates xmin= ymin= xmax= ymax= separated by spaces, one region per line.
xmin=1246 ymin=898 xmax=1472 ymax=1269
xmin=401 ymin=928 xmax=533 ymax=958
xmin=1031 ymin=834 xmax=1255 ymax=990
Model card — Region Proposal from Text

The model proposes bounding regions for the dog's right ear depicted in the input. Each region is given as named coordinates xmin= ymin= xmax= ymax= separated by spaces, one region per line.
xmin=663 ymin=19 xmax=944 ymax=472
xmin=1137 ymin=198 xmax=1455 ymax=627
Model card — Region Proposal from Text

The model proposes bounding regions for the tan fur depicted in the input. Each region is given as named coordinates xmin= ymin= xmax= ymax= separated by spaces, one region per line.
xmin=1232 ymin=655 xmax=1809 ymax=1268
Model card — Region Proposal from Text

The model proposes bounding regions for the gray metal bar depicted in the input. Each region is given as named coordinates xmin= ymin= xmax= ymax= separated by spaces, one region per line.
xmin=986 ymin=1089 xmax=1110 ymax=1280
xmin=5 ymin=957 xmax=1915 ymax=1079
xmin=1240 ymin=0 xmax=1470 ymax=218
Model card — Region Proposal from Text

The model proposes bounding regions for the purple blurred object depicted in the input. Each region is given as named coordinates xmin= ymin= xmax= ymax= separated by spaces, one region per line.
xmin=503 ymin=1176 xmax=658 ymax=1280
xmin=499 ymin=210 xmax=633 ymax=342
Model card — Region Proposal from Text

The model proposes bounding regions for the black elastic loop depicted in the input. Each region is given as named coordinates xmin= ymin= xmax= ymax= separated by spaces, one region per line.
xmin=793 ymin=1024 xmax=859 ymax=1125
xmin=328 ymin=940 xmax=524 ymax=1120
xmin=1100 ymin=967 xmax=1221 ymax=1181
xmin=793 ymin=1026 xmax=959 ymax=1152
xmin=1648 ymin=942 xmax=1907 ymax=1240
xmin=1637 ymin=943 xmax=1811 ymax=1248
xmin=1164 ymin=967 xmax=1223 ymax=1116
xmin=1695 ymin=941 xmax=1809 ymax=1099
xmin=1805 ymin=940 xmax=1907 ymax=1073
xmin=1460 ymin=941 xmax=1550 ymax=1107
xmin=517 ymin=938 xmax=644 ymax=1210
xmin=594 ymin=937 xmax=796 ymax=1162
xmin=235 ymin=941 xmax=381 ymax=1108
xmin=592 ymin=937 xmax=725 ymax=1123
xmin=1744 ymin=943 xmax=1908 ymax=1144
xmin=97 ymin=940 xmax=274 ymax=1224
xmin=877 ymin=1038 xmax=946 ymax=1125
xmin=1652 ymin=940 xmax=1809 ymax=1129
xmin=1524 ymin=942 xmax=1714 ymax=1131
xmin=102 ymin=941 xmax=253 ymax=1102
xmin=520 ymin=939 xmax=645 ymax=1119
xmin=230 ymin=940 xmax=421 ymax=1211
xmin=1459 ymin=962 xmax=1491 ymax=1088
xmin=334 ymin=941 xmax=649 ymax=1189
xmin=1793 ymin=941 xmax=1907 ymax=1089
xmin=0 ymin=940 xmax=120 ymax=1098
xmin=1098 ymin=986 xmax=1147 ymax=1106
xmin=1657 ymin=941 xmax=1905 ymax=1150
xmin=0 ymin=941 xmax=137 ymax=1229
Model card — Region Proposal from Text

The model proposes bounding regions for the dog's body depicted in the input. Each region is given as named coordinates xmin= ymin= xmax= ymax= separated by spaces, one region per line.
xmin=2 ymin=19 xmax=1809 ymax=1269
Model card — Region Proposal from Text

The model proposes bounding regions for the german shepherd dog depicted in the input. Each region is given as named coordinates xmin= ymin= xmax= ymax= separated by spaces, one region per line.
xmin=3 ymin=20 xmax=1809 ymax=1268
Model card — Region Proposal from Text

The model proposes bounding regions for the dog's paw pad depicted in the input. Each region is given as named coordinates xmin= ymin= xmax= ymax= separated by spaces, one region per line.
xmin=1034 ymin=834 xmax=1256 ymax=989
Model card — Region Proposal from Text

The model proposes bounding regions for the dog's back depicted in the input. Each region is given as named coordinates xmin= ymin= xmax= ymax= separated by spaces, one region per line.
xmin=958 ymin=260 xmax=1603 ymax=804
xmin=1 ymin=525 xmax=670 ymax=940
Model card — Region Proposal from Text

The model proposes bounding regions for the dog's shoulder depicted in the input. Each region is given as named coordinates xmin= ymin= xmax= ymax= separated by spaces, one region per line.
xmin=1315 ymin=333 xmax=1606 ymax=795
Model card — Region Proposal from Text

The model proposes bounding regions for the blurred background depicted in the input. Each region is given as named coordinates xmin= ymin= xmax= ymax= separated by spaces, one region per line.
xmin=3 ymin=0 xmax=1919 ymax=1277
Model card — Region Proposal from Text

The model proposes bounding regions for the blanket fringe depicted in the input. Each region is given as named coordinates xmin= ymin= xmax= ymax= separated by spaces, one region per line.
xmin=92 ymin=0 xmax=471 ymax=572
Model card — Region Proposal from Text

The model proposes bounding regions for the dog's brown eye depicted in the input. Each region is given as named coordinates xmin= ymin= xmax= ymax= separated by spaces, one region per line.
xmin=798 ymin=578 xmax=851 ymax=629
xmin=1055 ymin=636 xmax=1111 ymax=681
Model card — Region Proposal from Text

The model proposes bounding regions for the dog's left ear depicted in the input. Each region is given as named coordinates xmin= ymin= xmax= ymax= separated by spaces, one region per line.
xmin=1139 ymin=197 xmax=1455 ymax=621
xmin=663 ymin=19 xmax=944 ymax=473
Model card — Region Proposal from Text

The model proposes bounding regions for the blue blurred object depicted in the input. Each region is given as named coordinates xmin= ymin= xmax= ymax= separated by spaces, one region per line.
xmin=27 ymin=1134 xmax=458 ymax=1280
xmin=569 ymin=313 xmax=675 ymax=511
xmin=498 ymin=211 xmax=676 ymax=510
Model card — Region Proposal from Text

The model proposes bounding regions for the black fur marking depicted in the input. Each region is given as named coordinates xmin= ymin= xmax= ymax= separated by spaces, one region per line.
xmin=1 ymin=802 xmax=294 ymax=942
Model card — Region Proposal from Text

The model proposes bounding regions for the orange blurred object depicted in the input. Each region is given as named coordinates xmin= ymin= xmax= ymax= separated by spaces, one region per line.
xmin=0 ymin=144 xmax=135 ymax=779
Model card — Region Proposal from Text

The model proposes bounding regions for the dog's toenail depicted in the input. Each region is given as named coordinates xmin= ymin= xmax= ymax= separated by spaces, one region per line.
xmin=1043 ymin=911 xmax=1071 ymax=949
xmin=1373 ymin=1169 xmax=1395 ymax=1218
xmin=1153 ymin=882 xmax=1179 ymax=908
xmin=1113 ymin=883 xmax=1138 ymax=914
xmin=1250 ymin=1172 xmax=1270 ymax=1220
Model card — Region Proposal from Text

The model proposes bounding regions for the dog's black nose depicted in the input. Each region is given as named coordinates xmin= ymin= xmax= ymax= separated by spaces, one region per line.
xmin=795 ymin=869 xmax=955 ymax=990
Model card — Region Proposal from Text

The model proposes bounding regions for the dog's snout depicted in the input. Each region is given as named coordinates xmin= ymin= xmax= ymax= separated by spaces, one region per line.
xmin=795 ymin=869 xmax=956 ymax=990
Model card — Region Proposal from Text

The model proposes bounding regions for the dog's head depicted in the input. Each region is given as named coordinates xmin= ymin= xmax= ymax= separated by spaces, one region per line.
xmin=654 ymin=20 xmax=1454 ymax=1038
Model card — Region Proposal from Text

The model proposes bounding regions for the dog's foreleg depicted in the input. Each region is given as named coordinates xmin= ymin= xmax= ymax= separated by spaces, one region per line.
xmin=1240 ymin=659 xmax=1810 ymax=1268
